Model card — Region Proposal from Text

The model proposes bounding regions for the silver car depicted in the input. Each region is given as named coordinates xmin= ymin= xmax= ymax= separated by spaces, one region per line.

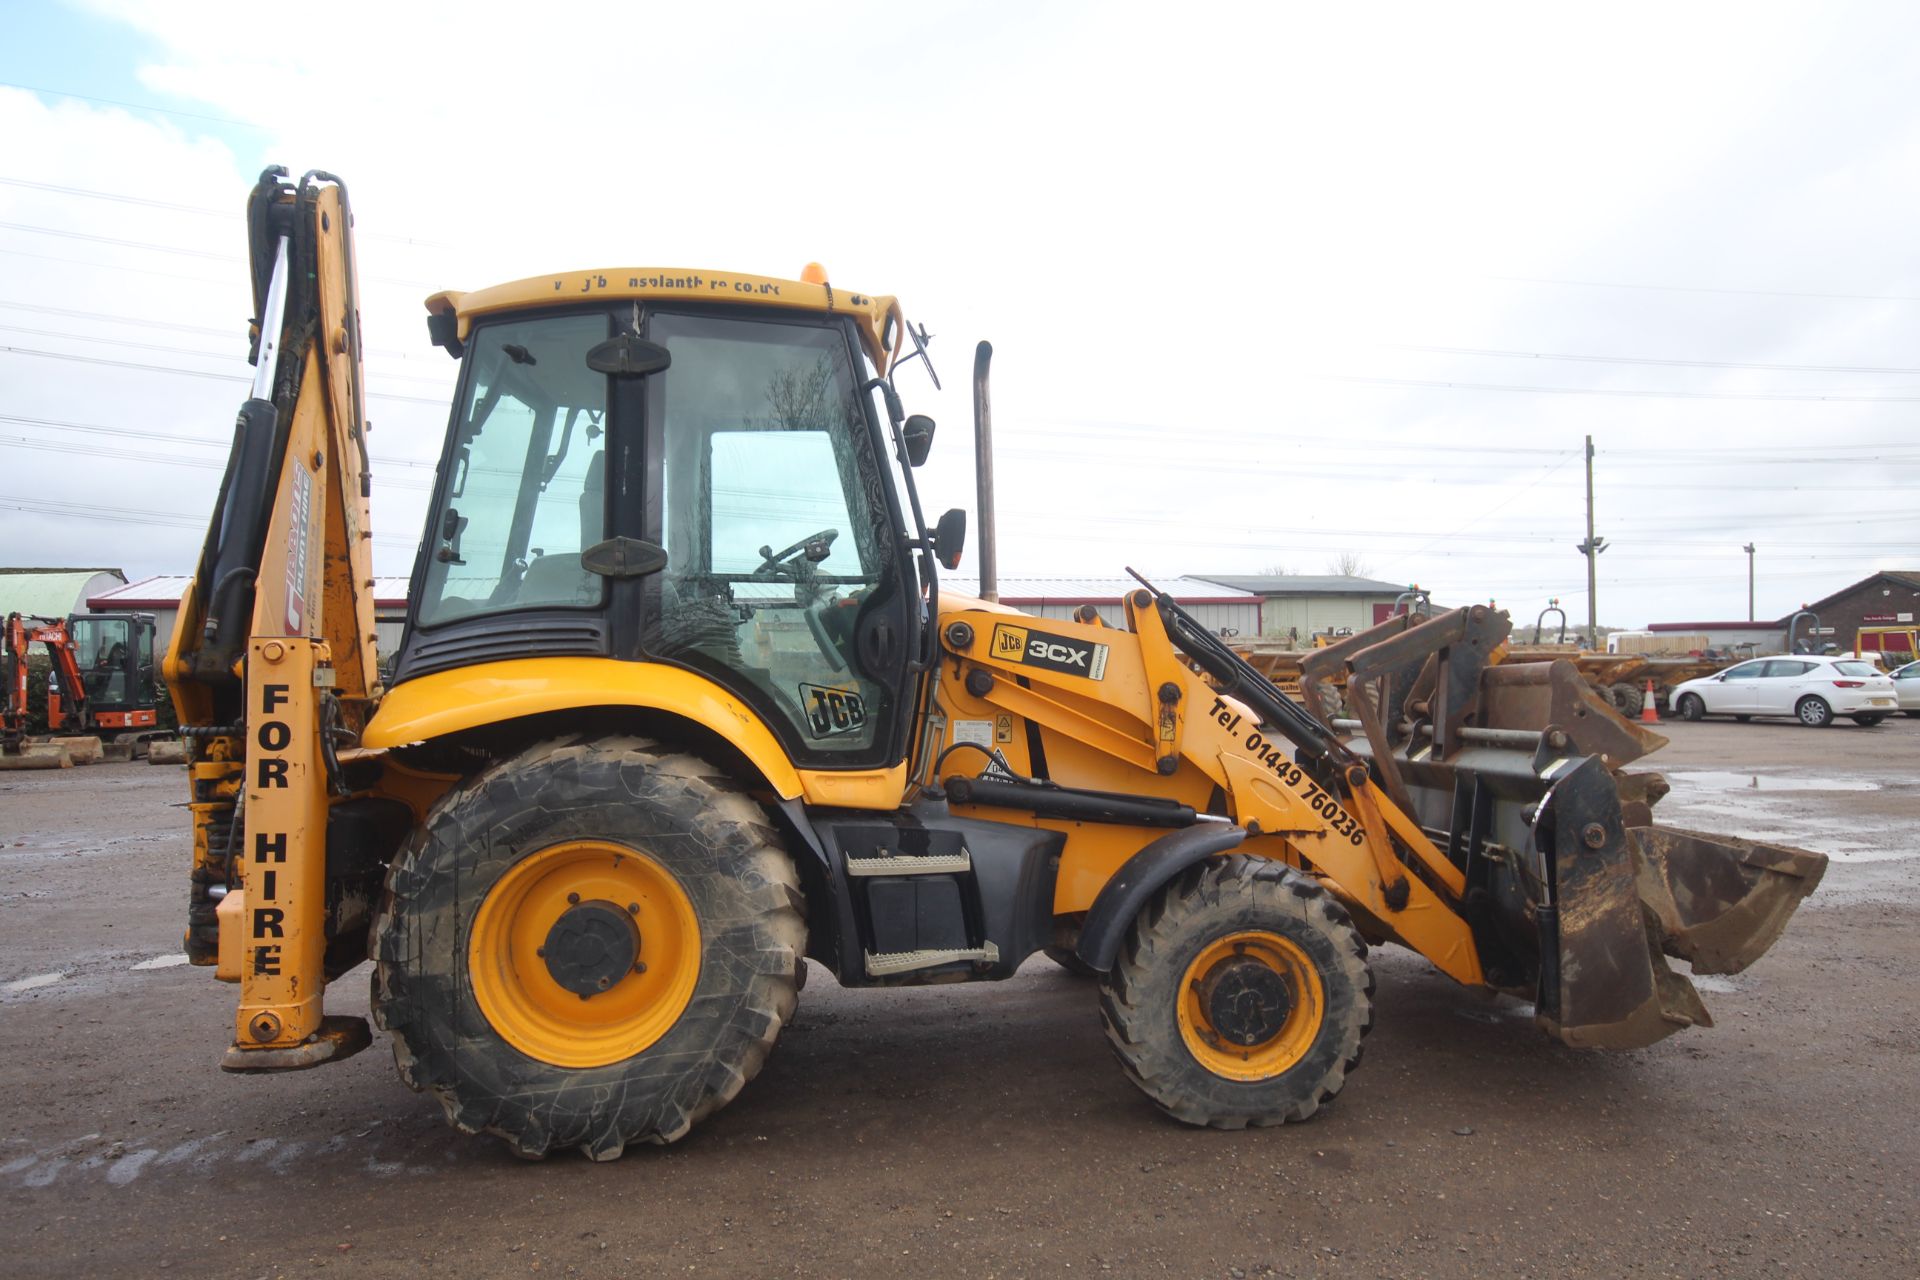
xmin=1891 ymin=660 xmax=1920 ymax=718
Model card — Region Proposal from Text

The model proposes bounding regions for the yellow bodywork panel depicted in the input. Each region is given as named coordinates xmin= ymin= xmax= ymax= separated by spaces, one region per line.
xmin=363 ymin=657 xmax=910 ymax=811
xmin=932 ymin=604 xmax=1487 ymax=986
xmin=427 ymin=268 xmax=905 ymax=373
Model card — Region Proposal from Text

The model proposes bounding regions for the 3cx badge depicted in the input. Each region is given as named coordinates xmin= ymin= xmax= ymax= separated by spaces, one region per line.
xmin=989 ymin=623 xmax=1110 ymax=680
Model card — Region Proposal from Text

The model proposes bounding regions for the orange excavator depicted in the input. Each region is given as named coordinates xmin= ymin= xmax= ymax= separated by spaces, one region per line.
xmin=2 ymin=610 xmax=161 ymax=751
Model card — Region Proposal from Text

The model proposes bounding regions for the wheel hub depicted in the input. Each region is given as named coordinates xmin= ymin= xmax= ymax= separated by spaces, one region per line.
xmin=541 ymin=899 xmax=640 ymax=998
xmin=1198 ymin=956 xmax=1294 ymax=1047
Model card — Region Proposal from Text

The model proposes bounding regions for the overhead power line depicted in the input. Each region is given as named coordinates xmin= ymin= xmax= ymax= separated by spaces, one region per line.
xmin=0 ymin=220 xmax=440 ymax=287
xmin=0 ymin=174 xmax=453 ymax=248
xmin=0 ymin=322 xmax=454 ymax=385
xmin=0 ymin=78 xmax=264 ymax=130
xmin=1381 ymin=342 xmax=1920 ymax=377
xmin=0 ymin=244 xmax=230 ymax=286
xmin=0 ymin=217 xmax=233 ymax=261
xmin=0 ymin=492 xmax=419 ymax=546
xmin=0 ymin=345 xmax=447 ymax=405
xmin=0 ymin=412 xmax=441 ymax=470
xmin=1 ymin=434 xmax=436 ymax=490
xmin=1321 ymin=373 xmax=1920 ymax=403
xmin=1487 ymin=274 xmax=1920 ymax=304
xmin=0 ymin=297 xmax=236 ymax=337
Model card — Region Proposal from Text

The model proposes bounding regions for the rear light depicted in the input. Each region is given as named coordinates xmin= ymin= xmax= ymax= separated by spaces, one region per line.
xmin=1833 ymin=680 xmax=1864 ymax=688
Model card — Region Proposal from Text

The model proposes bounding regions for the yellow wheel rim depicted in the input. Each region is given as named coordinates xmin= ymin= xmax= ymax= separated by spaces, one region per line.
xmin=1177 ymin=930 xmax=1324 ymax=1081
xmin=468 ymin=840 xmax=701 ymax=1069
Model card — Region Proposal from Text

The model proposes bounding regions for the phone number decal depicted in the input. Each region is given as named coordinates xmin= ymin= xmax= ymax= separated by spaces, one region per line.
xmin=1210 ymin=698 xmax=1364 ymax=846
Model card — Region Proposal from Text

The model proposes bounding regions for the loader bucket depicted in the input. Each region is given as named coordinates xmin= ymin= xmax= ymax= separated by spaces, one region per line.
xmin=1631 ymin=825 xmax=1828 ymax=975
xmin=1288 ymin=605 xmax=1829 ymax=1051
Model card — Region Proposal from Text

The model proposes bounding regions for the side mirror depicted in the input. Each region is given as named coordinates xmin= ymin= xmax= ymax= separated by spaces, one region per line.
xmin=933 ymin=508 xmax=966 ymax=570
xmin=902 ymin=414 xmax=936 ymax=467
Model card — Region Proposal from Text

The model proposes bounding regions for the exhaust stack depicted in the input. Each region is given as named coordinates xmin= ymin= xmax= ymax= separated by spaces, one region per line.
xmin=972 ymin=340 xmax=998 ymax=602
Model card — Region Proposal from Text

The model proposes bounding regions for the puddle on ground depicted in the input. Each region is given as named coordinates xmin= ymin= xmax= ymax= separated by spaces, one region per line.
xmin=130 ymin=954 xmax=189 ymax=971
xmin=1664 ymin=771 xmax=1879 ymax=793
xmin=3 ymin=972 xmax=65 ymax=993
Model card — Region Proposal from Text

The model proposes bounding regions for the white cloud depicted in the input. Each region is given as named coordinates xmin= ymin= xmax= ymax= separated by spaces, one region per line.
xmin=3 ymin=0 xmax=1916 ymax=626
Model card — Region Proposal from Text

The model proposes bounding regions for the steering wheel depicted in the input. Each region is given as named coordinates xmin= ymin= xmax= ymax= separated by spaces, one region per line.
xmin=754 ymin=528 xmax=838 ymax=578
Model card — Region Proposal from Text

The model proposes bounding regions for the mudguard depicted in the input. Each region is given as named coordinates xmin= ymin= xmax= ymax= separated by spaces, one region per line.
xmin=1075 ymin=824 xmax=1247 ymax=973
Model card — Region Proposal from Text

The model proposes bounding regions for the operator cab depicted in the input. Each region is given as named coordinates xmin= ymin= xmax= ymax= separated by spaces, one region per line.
xmin=393 ymin=281 xmax=927 ymax=769
xmin=69 ymin=612 xmax=158 ymax=725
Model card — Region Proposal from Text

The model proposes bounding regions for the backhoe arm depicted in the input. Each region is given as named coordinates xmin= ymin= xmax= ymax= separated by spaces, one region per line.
xmin=165 ymin=168 xmax=381 ymax=1069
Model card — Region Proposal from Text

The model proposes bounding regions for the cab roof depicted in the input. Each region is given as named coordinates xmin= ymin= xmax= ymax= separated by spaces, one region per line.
xmin=425 ymin=268 xmax=905 ymax=371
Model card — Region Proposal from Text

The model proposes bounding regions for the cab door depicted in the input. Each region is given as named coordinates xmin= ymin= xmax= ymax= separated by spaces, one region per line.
xmin=1710 ymin=660 xmax=1768 ymax=714
xmin=643 ymin=309 xmax=918 ymax=770
xmin=1757 ymin=659 xmax=1816 ymax=715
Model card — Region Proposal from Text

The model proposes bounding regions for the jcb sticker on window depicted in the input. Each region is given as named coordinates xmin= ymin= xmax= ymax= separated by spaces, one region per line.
xmin=989 ymin=623 xmax=1109 ymax=680
xmin=800 ymin=683 xmax=867 ymax=738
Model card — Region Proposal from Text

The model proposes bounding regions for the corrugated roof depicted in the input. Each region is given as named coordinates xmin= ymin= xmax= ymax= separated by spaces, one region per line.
xmin=90 ymin=575 xmax=191 ymax=608
xmin=1649 ymin=621 xmax=1783 ymax=632
xmin=1191 ymin=574 xmax=1414 ymax=596
xmin=3 ymin=569 xmax=127 ymax=620
xmin=993 ymin=576 xmax=1257 ymax=605
xmin=91 ymin=575 xmax=415 ymax=610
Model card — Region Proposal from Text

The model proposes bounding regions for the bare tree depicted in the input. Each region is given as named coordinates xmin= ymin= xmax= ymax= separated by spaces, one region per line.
xmin=1326 ymin=550 xmax=1371 ymax=577
xmin=1259 ymin=562 xmax=1298 ymax=577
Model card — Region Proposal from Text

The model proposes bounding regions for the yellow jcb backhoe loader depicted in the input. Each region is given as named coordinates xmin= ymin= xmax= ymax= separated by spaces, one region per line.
xmin=167 ymin=168 xmax=1826 ymax=1159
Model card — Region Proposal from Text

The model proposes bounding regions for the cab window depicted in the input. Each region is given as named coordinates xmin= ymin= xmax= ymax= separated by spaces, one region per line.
xmin=417 ymin=313 xmax=609 ymax=626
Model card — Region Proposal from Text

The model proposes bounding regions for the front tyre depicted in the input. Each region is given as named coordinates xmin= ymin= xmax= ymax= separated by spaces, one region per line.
xmin=1677 ymin=694 xmax=1706 ymax=722
xmin=371 ymin=738 xmax=805 ymax=1160
xmin=1851 ymin=713 xmax=1886 ymax=726
xmin=1099 ymin=856 xmax=1372 ymax=1128
xmin=1796 ymin=696 xmax=1834 ymax=728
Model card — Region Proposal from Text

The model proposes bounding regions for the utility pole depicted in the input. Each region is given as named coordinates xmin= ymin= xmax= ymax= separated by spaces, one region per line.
xmin=1743 ymin=543 xmax=1756 ymax=621
xmin=1574 ymin=435 xmax=1608 ymax=646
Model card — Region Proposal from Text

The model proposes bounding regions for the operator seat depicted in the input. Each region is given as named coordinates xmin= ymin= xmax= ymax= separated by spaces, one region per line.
xmin=514 ymin=449 xmax=603 ymax=607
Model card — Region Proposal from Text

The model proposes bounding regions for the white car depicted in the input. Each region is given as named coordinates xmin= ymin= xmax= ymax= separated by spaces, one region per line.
xmin=1670 ymin=655 xmax=1899 ymax=727
xmin=1891 ymin=660 xmax=1920 ymax=717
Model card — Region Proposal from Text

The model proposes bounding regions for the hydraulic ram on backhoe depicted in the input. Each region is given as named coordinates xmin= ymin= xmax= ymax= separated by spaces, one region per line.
xmin=169 ymin=164 xmax=1829 ymax=1158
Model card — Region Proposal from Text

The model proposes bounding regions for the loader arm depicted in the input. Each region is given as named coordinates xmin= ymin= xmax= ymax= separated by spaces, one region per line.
xmin=933 ymin=579 xmax=1825 ymax=1049
xmin=165 ymin=167 xmax=381 ymax=1068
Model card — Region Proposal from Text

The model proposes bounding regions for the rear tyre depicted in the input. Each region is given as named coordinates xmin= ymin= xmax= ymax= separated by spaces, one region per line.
xmin=1906 ymin=710 xmax=1920 ymax=719
xmin=1099 ymin=856 xmax=1372 ymax=1128
xmin=1678 ymin=694 xmax=1706 ymax=722
xmin=1796 ymin=696 xmax=1834 ymax=728
xmin=371 ymin=737 xmax=805 ymax=1160
xmin=1851 ymin=714 xmax=1886 ymax=726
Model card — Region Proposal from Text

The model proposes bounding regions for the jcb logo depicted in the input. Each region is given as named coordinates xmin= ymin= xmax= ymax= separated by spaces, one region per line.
xmin=1029 ymin=640 xmax=1087 ymax=667
xmin=992 ymin=626 xmax=1028 ymax=658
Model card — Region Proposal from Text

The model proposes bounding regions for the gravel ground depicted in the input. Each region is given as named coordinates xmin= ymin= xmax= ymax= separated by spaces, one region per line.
xmin=2 ymin=718 xmax=1915 ymax=1278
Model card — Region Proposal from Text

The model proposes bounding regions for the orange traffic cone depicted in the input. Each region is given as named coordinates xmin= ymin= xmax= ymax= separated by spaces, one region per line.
xmin=1639 ymin=679 xmax=1660 ymax=724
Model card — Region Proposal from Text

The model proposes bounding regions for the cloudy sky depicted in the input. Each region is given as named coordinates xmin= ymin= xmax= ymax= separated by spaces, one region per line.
xmin=2 ymin=0 xmax=1915 ymax=629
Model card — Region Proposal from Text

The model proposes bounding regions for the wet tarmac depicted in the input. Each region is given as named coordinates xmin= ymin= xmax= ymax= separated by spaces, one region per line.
xmin=2 ymin=718 xmax=1916 ymax=1277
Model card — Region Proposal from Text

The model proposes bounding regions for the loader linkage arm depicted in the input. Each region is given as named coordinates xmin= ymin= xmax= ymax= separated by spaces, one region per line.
xmin=1249 ymin=594 xmax=1823 ymax=1049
